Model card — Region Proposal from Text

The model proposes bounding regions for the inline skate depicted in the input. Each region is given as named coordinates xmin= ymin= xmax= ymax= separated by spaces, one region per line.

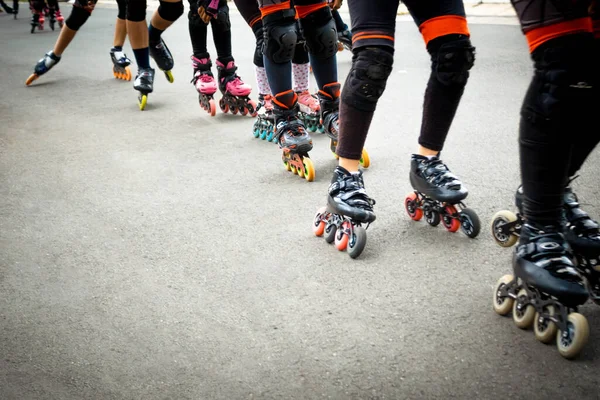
xmin=253 ymin=94 xmax=276 ymax=142
xmin=134 ymin=67 xmax=155 ymax=111
xmin=217 ymin=60 xmax=257 ymax=117
xmin=491 ymin=181 xmax=600 ymax=303
xmin=404 ymin=154 xmax=480 ymax=238
xmin=30 ymin=10 xmax=44 ymax=33
xmin=313 ymin=166 xmax=376 ymax=259
xmin=492 ymin=223 xmax=590 ymax=359
xmin=297 ymin=90 xmax=322 ymax=133
xmin=191 ymin=56 xmax=217 ymax=116
xmin=320 ymin=82 xmax=370 ymax=169
xmin=25 ymin=51 xmax=60 ymax=86
xmin=51 ymin=8 xmax=64 ymax=29
xmin=111 ymin=47 xmax=132 ymax=81
xmin=149 ymin=38 xmax=174 ymax=83
xmin=272 ymin=91 xmax=315 ymax=182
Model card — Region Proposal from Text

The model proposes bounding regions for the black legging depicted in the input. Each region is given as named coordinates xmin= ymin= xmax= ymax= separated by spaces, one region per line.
xmin=188 ymin=0 xmax=232 ymax=62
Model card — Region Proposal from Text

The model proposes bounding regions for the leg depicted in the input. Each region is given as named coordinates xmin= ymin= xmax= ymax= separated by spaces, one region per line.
xmin=148 ymin=0 xmax=183 ymax=76
xmin=113 ymin=0 xmax=128 ymax=48
xmin=111 ymin=0 xmax=132 ymax=80
xmin=292 ymin=34 xmax=321 ymax=131
xmin=127 ymin=0 xmax=150 ymax=69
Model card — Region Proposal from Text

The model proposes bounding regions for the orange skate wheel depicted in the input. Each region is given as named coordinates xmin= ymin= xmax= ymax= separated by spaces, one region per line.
xmin=248 ymin=100 xmax=258 ymax=117
xmin=125 ymin=66 xmax=132 ymax=81
xmin=25 ymin=74 xmax=38 ymax=86
xmin=209 ymin=99 xmax=216 ymax=117
xmin=442 ymin=204 xmax=461 ymax=232
xmin=404 ymin=192 xmax=423 ymax=221
xmin=241 ymin=107 xmax=248 ymax=116
xmin=312 ymin=206 xmax=327 ymax=236
xmin=335 ymin=221 xmax=350 ymax=251
xmin=303 ymin=157 xmax=315 ymax=182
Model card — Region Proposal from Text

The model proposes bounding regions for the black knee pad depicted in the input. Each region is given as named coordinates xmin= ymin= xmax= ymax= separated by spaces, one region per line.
xmin=157 ymin=0 xmax=183 ymax=21
xmin=524 ymin=34 xmax=596 ymax=124
xmin=126 ymin=0 xmax=146 ymax=21
xmin=252 ymin=22 xmax=264 ymax=67
xmin=211 ymin=4 xmax=231 ymax=32
xmin=116 ymin=0 xmax=126 ymax=19
xmin=341 ymin=47 xmax=394 ymax=112
xmin=430 ymin=36 xmax=475 ymax=86
xmin=299 ymin=6 xmax=337 ymax=60
xmin=262 ymin=9 xmax=297 ymax=64
xmin=292 ymin=41 xmax=309 ymax=65
xmin=65 ymin=5 xmax=90 ymax=30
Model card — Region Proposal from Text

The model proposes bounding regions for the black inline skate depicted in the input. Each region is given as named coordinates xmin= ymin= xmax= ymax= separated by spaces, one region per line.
xmin=404 ymin=154 xmax=480 ymax=238
xmin=216 ymin=60 xmax=257 ymax=117
xmin=313 ymin=166 xmax=375 ymax=259
xmin=253 ymin=94 xmax=276 ymax=142
xmin=25 ymin=51 xmax=60 ymax=86
xmin=272 ymin=91 xmax=315 ymax=182
xmin=149 ymin=38 xmax=174 ymax=83
xmin=492 ymin=223 xmax=590 ymax=359
xmin=319 ymin=82 xmax=370 ymax=169
xmin=134 ymin=67 xmax=155 ymax=111
xmin=30 ymin=11 xmax=43 ymax=33
xmin=491 ymin=180 xmax=600 ymax=303
xmin=111 ymin=47 xmax=132 ymax=81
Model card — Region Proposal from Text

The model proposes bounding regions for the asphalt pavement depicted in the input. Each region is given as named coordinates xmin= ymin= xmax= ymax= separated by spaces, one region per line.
xmin=1 ymin=6 xmax=600 ymax=400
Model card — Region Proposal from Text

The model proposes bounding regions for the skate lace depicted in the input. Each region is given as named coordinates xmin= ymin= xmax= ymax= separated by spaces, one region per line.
xmin=422 ymin=158 xmax=461 ymax=189
xmin=335 ymin=173 xmax=376 ymax=211
xmin=520 ymin=227 xmax=581 ymax=281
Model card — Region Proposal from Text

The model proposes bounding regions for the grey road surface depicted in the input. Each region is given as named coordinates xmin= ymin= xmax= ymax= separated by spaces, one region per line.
xmin=1 ymin=7 xmax=600 ymax=400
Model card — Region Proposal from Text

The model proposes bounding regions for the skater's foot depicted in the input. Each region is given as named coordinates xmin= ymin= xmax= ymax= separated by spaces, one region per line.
xmin=191 ymin=56 xmax=217 ymax=95
xmin=317 ymin=82 xmax=340 ymax=140
xmin=149 ymin=38 xmax=174 ymax=71
xmin=34 ymin=51 xmax=61 ymax=76
xmin=409 ymin=154 xmax=467 ymax=203
xmin=273 ymin=91 xmax=313 ymax=153
xmin=297 ymin=90 xmax=320 ymax=114
xmin=134 ymin=67 xmax=155 ymax=93
xmin=563 ymin=183 xmax=600 ymax=255
xmin=514 ymin=223 xmax=588 ymax=307
xmin=327 ymin=166 xmax=376 ymax=223
xmin=217 ymin=60 xmax=251 ymax=97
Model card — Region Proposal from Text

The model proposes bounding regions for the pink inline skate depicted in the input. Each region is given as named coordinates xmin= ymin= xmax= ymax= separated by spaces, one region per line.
xmin=297 ymin=89 xmax=322 ymax=133
xmin=191 ymin=56 xmax=218 ymax=116
xmin=216 ymin=60 xmax=257 ymax=117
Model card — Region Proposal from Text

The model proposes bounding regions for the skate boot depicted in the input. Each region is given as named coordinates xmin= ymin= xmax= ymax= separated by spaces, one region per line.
xmin=313 ymin=166 xmax=375 ymax=259
xmin=492 ymin=223 xmax=590 ymax=359
xmin=25 ymin=51 xmax=60 ymax=86
xmin=149 ymin=38 xmax=174 ymax=83
xmin=405 ymin=154 xmax=480 ymax=238
xmin=30 ymin=12 xmax=43 ymax=33
xmin=191 ymin=56 xmax=218 ymax=116
xmin=272 ymin=91 xmax=315 ymax=181
xmin=111 ymin=47 xmax=132 ymax=81
xmin=48 ymin=7 xmax=56 ymax=30
xmin=55 ymin=9 xmax=64 ymax=28
xmin=253 ymin=94 xmax=276 ymax=142
xmin=337 ymin=28 xmax=352 ymax=52
xmin=297 ymin=89 xmax=321 ymax=133
xmin=216 ymin=60 xmax=257 ymax=117
xmin=134 ymin=67 xmax=155 ymax=111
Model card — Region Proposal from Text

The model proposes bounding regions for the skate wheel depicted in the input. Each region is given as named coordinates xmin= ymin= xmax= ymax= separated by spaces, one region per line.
xmin=165 ymin=70 xmax=174 ymax=83
xmin=209 ymin=99 xmax=216 ymax=117
xmin=219 ymin=98 xmax=227 ymax=113
xmin=284 ymin=160 xmax=291 ymax=172
xmin=289 ymin=164 xmax=297 ymax=175
xmin=139 ymin=94 xmax=148 ymax=111
xmin=241 ymin=107 xmax=248 ymax=116
xmin=556 ymin=313 xmax=589 ymax=359
xmin=534 ymin=305 xmax=558 ymax=344
xmin=425 ymin=209 xmax=441 ymax=227
xmin=459 ymin=208 xmax=480 ymax=238
xmin=25 ymin=74 xmax=38 ymax=86
xmin=248 ymin=100 xmax=258 ymax=117
xmin=266 ymin=127 xmax=275 ymax=142
xmin=335 ymin=221 xmax=350 ymax=251
xmin=492 ymin=274 xmax=514 ymax=316
xmin=312 ymin=207 xmax=328 ymax=237
xmin=404 ymin=192 xmax=423 ymax=221
xmin=348 ymin=226 xmax=367 ymax=259
xmin=512 ymin=289 xmax=535 ymax=329
xmin=231 ymin=106 xmax=238 ymax=115
xmin=260 ymin=129 xmax=267 ymax=140
xmin=490 ymin=210 xmax=519 ymax=247
xmin=125 ymin=66 xmax=132 ymax=81
xmin=359 ymin=148 xmax=370 ymax=169
xmin=252 ymin=123 xmax=260 ymax=138
xmin=441 ymin=205 xmax=460 ymax=232
xmin=302 ymin=157 xmax=315 ymax=182
xmin=324 ymin=223 xmax=337 ymax=244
